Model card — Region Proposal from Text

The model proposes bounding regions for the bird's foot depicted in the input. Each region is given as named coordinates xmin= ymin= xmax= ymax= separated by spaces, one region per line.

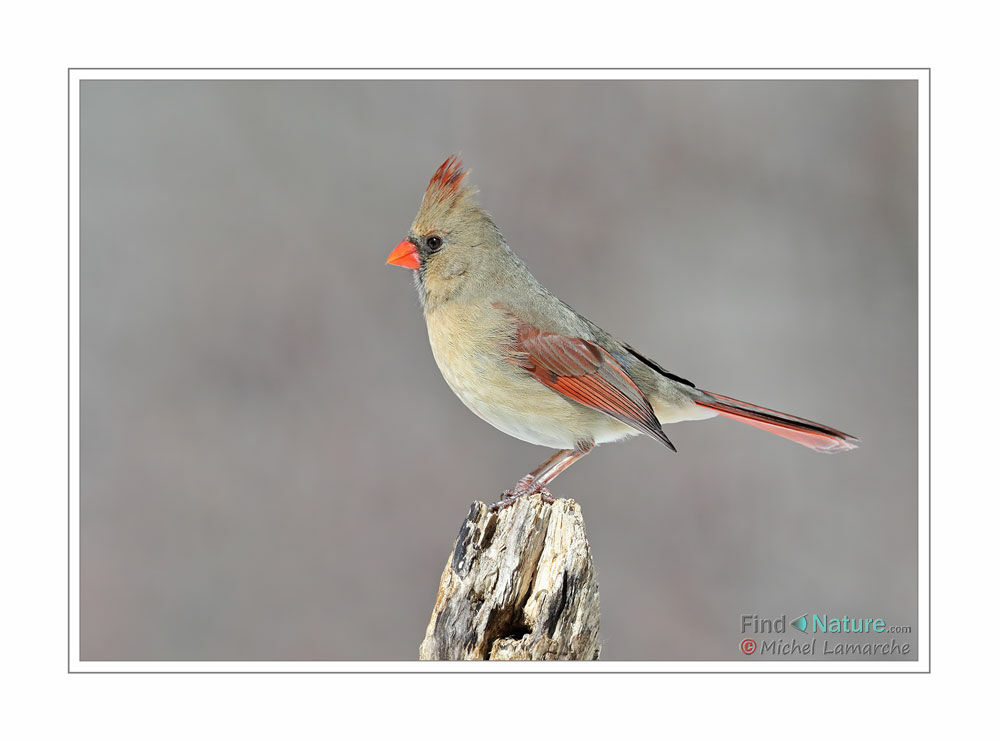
xmin=513 ymin=473 xmax=535 ymax=490
xmin=488 ymin=479 xmax=556 ymax=512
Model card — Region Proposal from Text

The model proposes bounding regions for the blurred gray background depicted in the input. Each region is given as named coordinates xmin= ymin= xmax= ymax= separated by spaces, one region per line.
xmin=80 ymin=80 xmax=917 ymax=661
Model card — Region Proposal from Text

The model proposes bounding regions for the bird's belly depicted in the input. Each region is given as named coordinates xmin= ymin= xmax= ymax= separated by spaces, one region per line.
xmin=437 ymin=352 xmax=583 ymax=449
xmin=425 ymin=304 xmax=634 ymax=449
xmin=446 ymin=372 xmax=636 ymax=449
xmin=457 ymin=389 xmax=579 ymax=448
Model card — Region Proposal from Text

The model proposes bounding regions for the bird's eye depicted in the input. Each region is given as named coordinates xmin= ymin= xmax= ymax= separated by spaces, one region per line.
xmin=426 ymin=236 xmax=443 ymax=251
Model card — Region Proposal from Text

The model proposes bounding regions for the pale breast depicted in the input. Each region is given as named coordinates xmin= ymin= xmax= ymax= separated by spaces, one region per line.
xmin=424 ymin=303 xmax=632 ymax=449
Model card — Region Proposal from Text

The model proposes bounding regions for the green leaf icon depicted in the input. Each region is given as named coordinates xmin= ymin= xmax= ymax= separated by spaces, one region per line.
xmin=791 ymin=615 xmax=808 ymax=632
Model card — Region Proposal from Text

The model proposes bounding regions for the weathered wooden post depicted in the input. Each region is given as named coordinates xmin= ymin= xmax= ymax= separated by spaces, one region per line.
xmin=419 ymin=493 xmax=601 ymax=660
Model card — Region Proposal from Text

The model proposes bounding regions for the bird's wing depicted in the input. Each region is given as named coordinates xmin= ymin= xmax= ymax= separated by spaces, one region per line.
xmin=500 ymin=314 xmax=675 ymax=451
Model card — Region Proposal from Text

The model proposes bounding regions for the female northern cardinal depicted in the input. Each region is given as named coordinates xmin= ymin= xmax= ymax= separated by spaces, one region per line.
xmin=387 ymin=156 xmax=858 ymax=508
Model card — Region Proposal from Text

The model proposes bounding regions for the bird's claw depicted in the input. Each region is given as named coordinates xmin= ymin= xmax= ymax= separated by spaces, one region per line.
xmin=488 ymin=480 xmax=557 ymax=511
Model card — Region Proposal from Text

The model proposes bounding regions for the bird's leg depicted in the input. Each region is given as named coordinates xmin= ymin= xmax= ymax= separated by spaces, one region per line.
xmin=509 ymin=450 xmax=565 ymax=491
xmin=530 ymin=439 xmax=594 ymax=490
xmin=489 ymin=441 xmax=594 ymax=511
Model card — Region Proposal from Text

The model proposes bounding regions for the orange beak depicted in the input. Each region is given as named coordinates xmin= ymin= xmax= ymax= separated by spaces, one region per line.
xmin=386 ymin=238 xmax=420 ymax=270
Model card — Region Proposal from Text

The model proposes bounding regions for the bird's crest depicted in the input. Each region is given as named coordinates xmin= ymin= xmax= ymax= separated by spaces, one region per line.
xmin=413 ymin=155 xmax=479 ymax=231
xmin=427 ymin=155 xmax=468 ymax=201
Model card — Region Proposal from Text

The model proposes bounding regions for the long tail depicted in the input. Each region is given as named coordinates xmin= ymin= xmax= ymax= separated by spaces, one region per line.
xmin=694 ymin=390 xmax=859 ymax=454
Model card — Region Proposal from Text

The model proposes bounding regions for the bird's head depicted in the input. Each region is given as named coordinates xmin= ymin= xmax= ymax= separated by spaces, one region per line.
xmin=386 ymin=155 xmax=505 ymax=309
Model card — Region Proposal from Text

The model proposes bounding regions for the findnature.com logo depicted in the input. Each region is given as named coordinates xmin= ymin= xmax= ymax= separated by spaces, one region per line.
xmin=739 ymin=614 xmax=913 ymax=658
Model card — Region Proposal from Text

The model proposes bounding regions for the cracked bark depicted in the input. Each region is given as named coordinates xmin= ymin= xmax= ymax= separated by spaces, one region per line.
xmin=419 ymin=493 xmax=601 ymax=660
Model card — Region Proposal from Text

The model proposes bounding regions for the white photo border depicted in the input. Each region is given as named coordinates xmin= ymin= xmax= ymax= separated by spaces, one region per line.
xmin=68 ymin=67 xmax=929 ymax=673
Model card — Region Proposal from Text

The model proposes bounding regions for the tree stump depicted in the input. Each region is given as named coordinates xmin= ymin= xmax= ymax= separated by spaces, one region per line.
xmin=419 ymin=493 xmax=601 ymax=660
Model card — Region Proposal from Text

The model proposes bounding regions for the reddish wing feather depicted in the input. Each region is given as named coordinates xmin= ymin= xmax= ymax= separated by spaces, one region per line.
xmin=504 ymin=317 xmax=675 ymax=450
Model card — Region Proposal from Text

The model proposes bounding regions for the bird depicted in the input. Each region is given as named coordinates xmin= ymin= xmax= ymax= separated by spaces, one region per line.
xmin=386 ymin=155 xmax=858 ymax=509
